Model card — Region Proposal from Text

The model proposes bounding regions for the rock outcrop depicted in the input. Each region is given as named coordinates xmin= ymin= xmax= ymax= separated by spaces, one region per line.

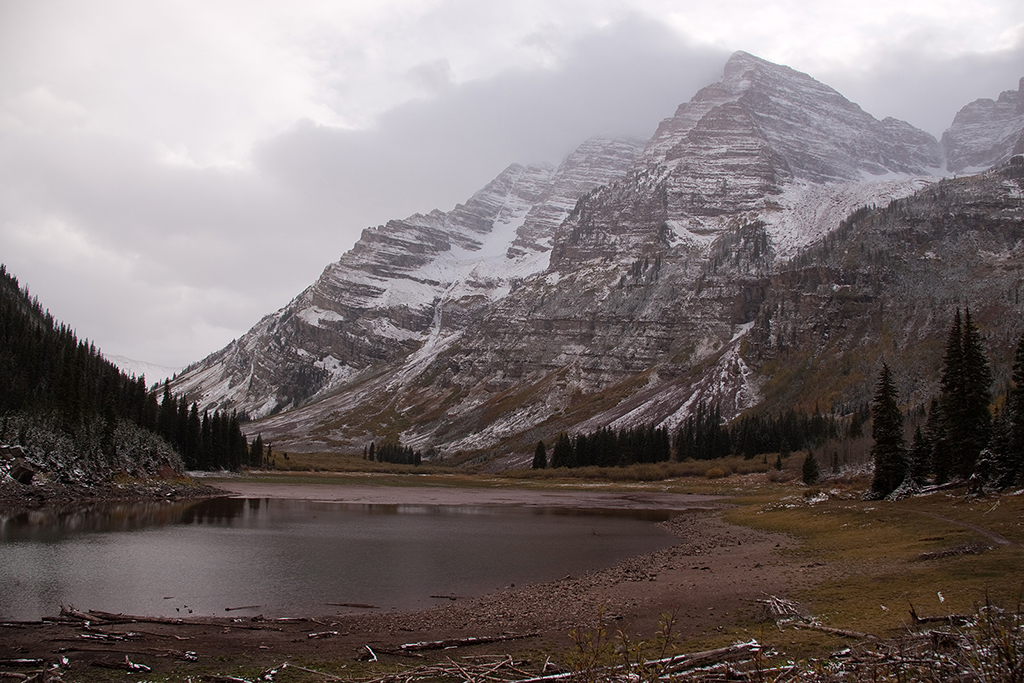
xmin=943 ymin=77 xmax=1024 ymax=173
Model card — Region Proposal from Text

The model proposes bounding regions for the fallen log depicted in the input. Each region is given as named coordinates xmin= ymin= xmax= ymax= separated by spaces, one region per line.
xmin=326 ymin=602 xmax=378 ymax=609
xmin=307 ymin=631 xmax=339 ymax=639
xmin=790 ymin=622 xmax=879 ymax=641
xmin=651 ymin=640 xmax=762 ymax=674
xmin=0 ymin=660 xmax=43 ymax=668
xmin=507 ymin=641 xmax=763 ymax=683
xmin=397 ymin=632 xmax=539 ymax=652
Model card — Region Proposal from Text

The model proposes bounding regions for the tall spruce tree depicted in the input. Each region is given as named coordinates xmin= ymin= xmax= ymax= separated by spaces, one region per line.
xmin=869 ymin=363 xmax=907 ymax=497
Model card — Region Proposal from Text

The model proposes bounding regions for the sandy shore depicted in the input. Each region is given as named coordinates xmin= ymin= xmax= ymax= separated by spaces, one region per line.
xmin=0 ymin=480 xmax=810 ymax=679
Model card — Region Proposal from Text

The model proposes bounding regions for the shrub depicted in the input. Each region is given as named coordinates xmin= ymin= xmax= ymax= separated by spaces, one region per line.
xmin=705 ymin=466 xmax=728 ymax=479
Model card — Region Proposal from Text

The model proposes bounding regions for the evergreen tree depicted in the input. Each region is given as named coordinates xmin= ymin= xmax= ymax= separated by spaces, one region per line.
xmin=550 ymin=432 xmax=574 ymax=468
xmin=938 ymin=309 xmax=993 ymax=481
xmin=250 ymin=434 xmax=264 ymax=468
xmin=1008 ymin=333 xmax=1024 ymax=485
xmin=185 ymin=402 xmax=201 ymax=469
xmin=979 ymin=410 xmax=1014 ymax=489
xmin=801 ymin=449 xmax=820 ymax=485
xmin=936 ymin=310 xmax=964 ymax=483
xmin=200 ymin=411 xmax=212 ymax=469
xmin=869 ymin=363 xmax=907 ymax=497
xmin=908 ymin=426 xmax=931 ymax=487
xmin=157 ymin=382 xmax=176 ymax=444
xmin=532 ymin=440 xmax=547 ymax=469
xmin=959 ymin=308 xmax=992 ymax=478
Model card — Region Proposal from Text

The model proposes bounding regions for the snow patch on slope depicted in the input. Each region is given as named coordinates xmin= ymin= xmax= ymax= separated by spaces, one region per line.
xmin=297 ymin=306 xmax=344 ymax=327
xmin=105 ymin=355 xmax=182 ymax=385
xmin=765 ymin=176 xmax=936 ymax=259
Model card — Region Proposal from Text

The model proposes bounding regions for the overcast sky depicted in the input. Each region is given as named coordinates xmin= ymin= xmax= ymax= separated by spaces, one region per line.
xmin=1 ymin=0 xmax=1022 ymax=370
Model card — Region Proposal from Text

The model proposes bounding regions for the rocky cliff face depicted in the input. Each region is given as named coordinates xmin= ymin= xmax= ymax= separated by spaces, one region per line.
xmin=943 ymin=77 xmax=1024 ymax=173
xmin=174 ymin=52 xmax=1024 ymax=464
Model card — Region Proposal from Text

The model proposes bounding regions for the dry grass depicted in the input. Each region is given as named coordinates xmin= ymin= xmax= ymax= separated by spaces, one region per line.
xmin=724 ymin=487 xmax=1024 ymax=650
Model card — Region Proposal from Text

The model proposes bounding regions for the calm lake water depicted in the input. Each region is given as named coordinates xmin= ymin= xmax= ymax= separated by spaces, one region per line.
xmin=0 ymin=497 xmax=676 ymax=621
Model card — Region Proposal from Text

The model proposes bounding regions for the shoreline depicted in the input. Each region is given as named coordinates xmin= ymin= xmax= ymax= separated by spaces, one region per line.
xmin=208 ymin=477 xmax=725 ymax=511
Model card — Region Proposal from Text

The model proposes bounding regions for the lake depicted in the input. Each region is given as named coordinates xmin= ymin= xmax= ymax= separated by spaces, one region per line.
xmin=0 ymin=496 xmax=678 ymax=621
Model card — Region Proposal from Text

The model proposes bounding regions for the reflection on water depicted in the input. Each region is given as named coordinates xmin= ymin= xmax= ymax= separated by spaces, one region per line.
xmin=0 ymin=497 xmax=676 ymax=621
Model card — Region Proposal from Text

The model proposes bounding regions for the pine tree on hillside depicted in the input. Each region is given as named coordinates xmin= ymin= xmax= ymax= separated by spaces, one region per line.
xmin=869 ymin=363 xmax=907 ymax=498
xmin=532 ymin=440 xmax=547 ymax=469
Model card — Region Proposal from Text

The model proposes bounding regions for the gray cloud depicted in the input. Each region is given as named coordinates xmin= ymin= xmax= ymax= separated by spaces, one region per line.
xmin=818 ymin=45 xmax=1024 ymax=137
xmin=256 ymin=18 xmax=728 ymax=230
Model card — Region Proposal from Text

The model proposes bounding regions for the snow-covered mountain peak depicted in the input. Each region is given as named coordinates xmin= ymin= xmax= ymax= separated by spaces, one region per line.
xmin=646 ymin=51 xmax=942 ymax=183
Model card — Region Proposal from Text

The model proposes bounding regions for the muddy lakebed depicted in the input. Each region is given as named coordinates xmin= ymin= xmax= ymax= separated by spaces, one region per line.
xmin=0 ymin=481 xmax=721 ymax=621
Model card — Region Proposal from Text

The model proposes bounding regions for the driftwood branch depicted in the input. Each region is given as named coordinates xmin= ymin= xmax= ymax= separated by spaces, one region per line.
xmin=908 ymin=603 xmax=972 ymax=625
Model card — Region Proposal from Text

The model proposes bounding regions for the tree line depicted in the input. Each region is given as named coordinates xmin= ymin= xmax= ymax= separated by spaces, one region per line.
xmin=362 ymin=441 xmax=425 ymax=465
xmin=536 ymin=424 xmax=671 ymax=469
xmin=153 ymin=383 xmax=266 ymax=470
xmin=1 ymin=265 xmax=158 ymax=437
xmin=533 ymin=405 xmax=848 ymax=469
xmin=0 ymin=264 xmax=264 ymax=473
xmin=869 ymin=308 xmax=1024 ymax=497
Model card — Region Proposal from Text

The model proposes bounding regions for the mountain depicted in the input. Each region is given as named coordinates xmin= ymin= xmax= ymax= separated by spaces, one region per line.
xmin=943 ymin=77 xmax=1024 ymax=173
xmin=172 ymin=52 xmax=1024 ymax=464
